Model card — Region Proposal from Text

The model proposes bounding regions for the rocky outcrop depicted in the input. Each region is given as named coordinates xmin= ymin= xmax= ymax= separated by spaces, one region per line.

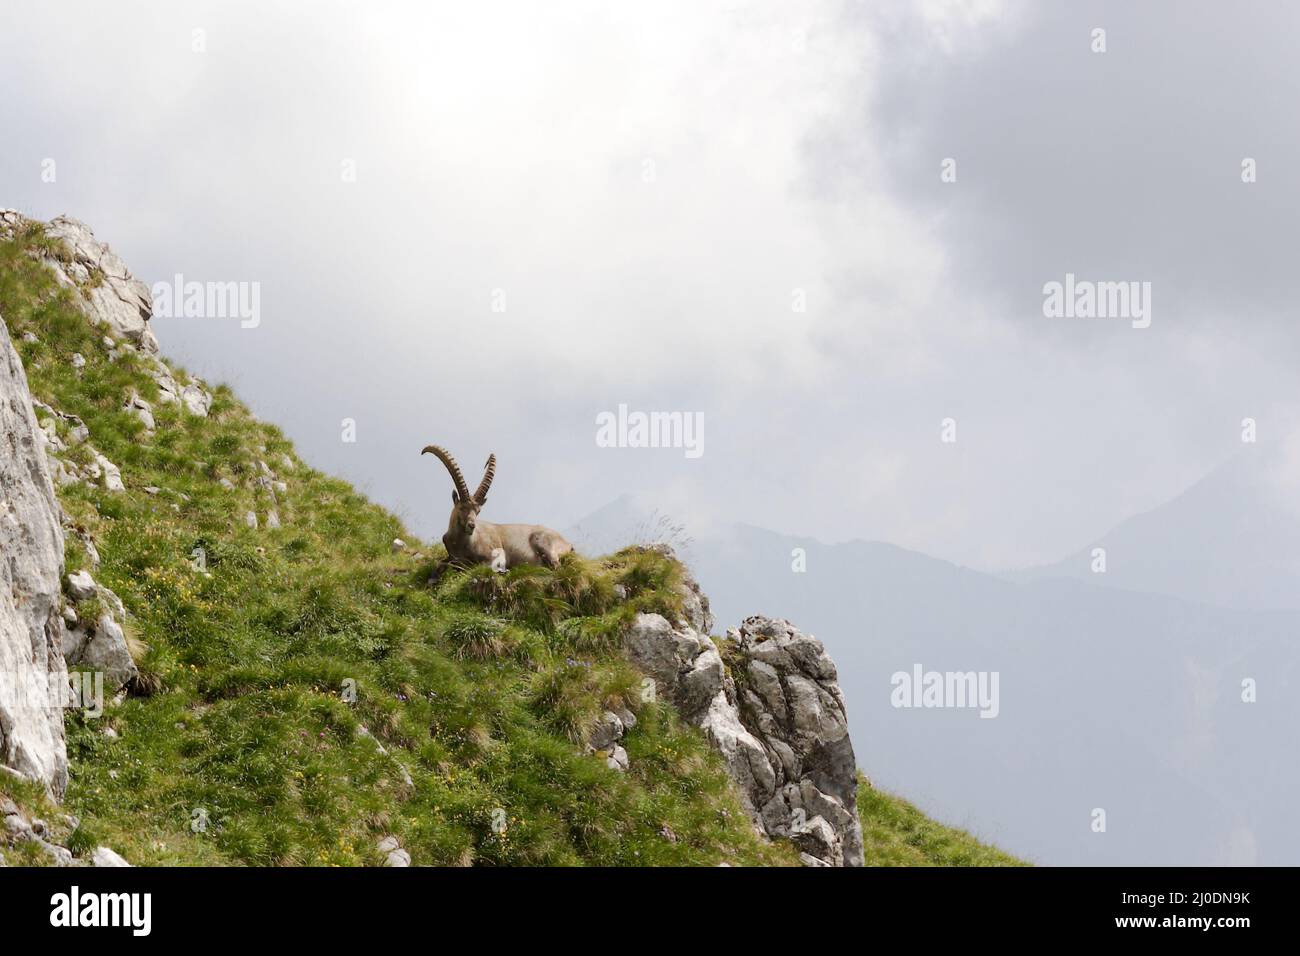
xmin=1 ymin=795 xmax=131 ymax=866
xmin=728 ymin=616 xmax=864 ymax=868
xmin=152 ymin=362 xmax=212 ymax=418
xmin=376 ymin=835 xmax=410 ymax=868
xmin=31 ymin=401 xmax=127 ymax=492
xmin=623 ymin=565 xmax=864 ymax=866
xmin=0 ymin=314 xmax=70 ymax=798
xmin=584 ymin=707 xmax=633 ymax=771
xmin=624 ymin=612 xmax=776 ymax=808
xmin=40 ymin=216 xmax=159 ymax=354
xmin=1 ymin=210 xmax=212 ymax=420
xmin=61 ymin=571 xmax=138 ymax=692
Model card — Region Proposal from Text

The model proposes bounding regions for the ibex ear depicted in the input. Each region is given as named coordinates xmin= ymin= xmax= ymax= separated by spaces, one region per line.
xmin=451 ymin=489 xmax=460 ymax=504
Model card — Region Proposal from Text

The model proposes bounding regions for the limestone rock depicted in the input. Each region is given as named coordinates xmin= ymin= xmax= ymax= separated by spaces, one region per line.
xmin=727 ymin=615 xmax=864 ymax=867
xmin=377 ymin=835 xmax=410 ymax=867
xmin=605 ymin=744 xmax=629 ymax=772
xmin=124 ymin=392 xmax=155 ymax=431
xmin=624 ymin=612 xmax=772 ymax=815
xmin=0 ymin=314 xmax=70 ymax=798
xmin=67 ymin=569 xmax=97 ymax=602
xmin=92 ymin=846 xmax=131 ymax=867
xmin=588 ymin=710 xmax=624 ymax=750
xmin=41 ymin=216 xmax=160 ymax=353
xmin=92 ymin=452 xmax=124 ymax=492
xmin=61 ymin=571 xmax=138 ymax=691
xmin=150 ymin=360 xmax=211 ymax=417
xmin=181 ymin=382 xmax=212 ymax=417
xmin=622 ymin=568 xmax=865 ymax=866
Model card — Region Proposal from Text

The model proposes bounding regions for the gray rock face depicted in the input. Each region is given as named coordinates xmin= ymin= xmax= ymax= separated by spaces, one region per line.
xmin=623 ymin=575 xmax=864 ymax=866
xmin=582 ymin=707 xmax=635 ymax=772
xmin=40 ymin=216 xmax=160 ymax=353
xmin=124 ymin=392 xmax=155 ymax=431
xmin=31 ymin=400 xmax=88 ymax=445
xmin=150 ymin=361 xmax=212 ymax=418
xmin=377 ymin=835 xmax=410 ymax=867
xmin=1 ymin=793 xmax=126 ymax=865
xmin=676 ymin=568 xmax=714 ymax=634
xmin=5 ymin=211 xmax=213 ymax=422
xmin=0 ymin=315 xmax=70 ymax=798
xmin=729 ymin=615 xmax=864 ymax=867
xmin=588 ymin=710 xmax=624 ymax=750
xmin=62 ymin=571 xmax=138 ymax=692
xmin=605 ymin=744 xmax=629 ymax=772
xmin=66 ymin=570 xmax=97 ymax=602
xmin=180 ymin=382 xmax=212 ymax=417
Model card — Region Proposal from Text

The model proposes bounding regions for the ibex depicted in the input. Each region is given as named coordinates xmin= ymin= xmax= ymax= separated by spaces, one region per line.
xmin=423 ymin=445 xmax=574 ymax=576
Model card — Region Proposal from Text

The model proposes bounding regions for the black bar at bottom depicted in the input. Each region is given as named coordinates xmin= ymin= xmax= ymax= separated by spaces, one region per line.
xmin=0 ymin=865 xmax=1280 ymax=941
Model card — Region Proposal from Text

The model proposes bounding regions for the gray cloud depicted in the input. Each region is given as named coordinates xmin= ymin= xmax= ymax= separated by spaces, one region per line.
xmin=2 ymin=0 xmax=1296 ymax=569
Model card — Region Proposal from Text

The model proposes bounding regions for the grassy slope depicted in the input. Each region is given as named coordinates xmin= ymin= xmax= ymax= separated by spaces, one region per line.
xmin=856 ymin=776 xmax=1025 ymax=866
xmin=1 ymin=221 xmax=1021 ymax=866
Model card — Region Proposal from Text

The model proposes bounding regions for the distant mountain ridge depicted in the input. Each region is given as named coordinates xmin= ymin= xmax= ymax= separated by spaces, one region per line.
xmin=568 ymin=485 xmax=1300 ymax=866
xmin=1004 ymin=450 xmax=1300 ymax=611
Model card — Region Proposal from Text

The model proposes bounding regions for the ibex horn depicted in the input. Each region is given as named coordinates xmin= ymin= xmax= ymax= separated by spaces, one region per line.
xmin=474 ymin=453 xmax=496 ymax=504
xmin=422 ymin=445 xmax=470 ymax=501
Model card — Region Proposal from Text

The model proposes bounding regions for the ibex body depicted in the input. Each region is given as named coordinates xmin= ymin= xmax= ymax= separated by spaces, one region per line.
xmin=423 ymin=445 xmax=574 ymax=574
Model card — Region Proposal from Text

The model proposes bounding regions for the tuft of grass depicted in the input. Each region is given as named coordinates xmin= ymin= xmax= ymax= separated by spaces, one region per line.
xmin=65 ymin=819 xmax=101 ymax=857
xmin=442 ymin=613 xmax=515 ymax=661
xmin=530 ymin=663 xmax=603 ymax=744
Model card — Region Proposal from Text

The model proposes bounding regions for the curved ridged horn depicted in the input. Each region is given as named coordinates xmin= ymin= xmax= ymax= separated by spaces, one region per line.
xmin=422 ymin=445 xmax=470 ymax=500
xmin=474 ymin=453 xmax=496 ymax=504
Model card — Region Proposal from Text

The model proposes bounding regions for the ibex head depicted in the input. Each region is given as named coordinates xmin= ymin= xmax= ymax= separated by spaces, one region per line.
xmin=423 ymin=445 xmax=495 ymax=537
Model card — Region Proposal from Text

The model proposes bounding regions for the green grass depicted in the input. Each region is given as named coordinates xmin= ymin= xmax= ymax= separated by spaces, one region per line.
xmin=856 ymin=775 xmax=1026 ymax=866
xmin=1 ymin=223 xmax=797 ymax=867
xmin=2 ymin=219 xmax=1022 ymax=867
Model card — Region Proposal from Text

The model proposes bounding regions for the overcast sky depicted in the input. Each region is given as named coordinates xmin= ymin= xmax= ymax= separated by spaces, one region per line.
xmin=4 ymin=0 xmax=1298 ymax=569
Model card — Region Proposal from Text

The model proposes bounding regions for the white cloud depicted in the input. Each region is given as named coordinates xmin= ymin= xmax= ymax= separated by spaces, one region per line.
xmin=7 ymin=1 xmax=1294 ymax=571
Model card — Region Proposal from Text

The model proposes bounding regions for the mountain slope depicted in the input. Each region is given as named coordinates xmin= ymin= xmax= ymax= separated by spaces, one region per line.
xmin=0 ymin=217 xmax=797 ymax=866
xmin=1 ymin=213 xmax=1014 ymax=867
xmin=1006 ymin=451 xmax=1300 ymax=611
